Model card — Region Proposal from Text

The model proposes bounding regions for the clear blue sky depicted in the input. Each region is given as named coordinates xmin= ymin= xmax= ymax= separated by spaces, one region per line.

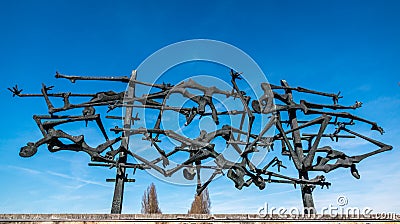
xmin=0 ymin=0 xmax=399 ymax=214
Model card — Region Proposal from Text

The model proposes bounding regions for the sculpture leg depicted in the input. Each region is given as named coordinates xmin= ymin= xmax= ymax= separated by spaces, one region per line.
xmin=299 ymin=171 xmax=315 ymax=214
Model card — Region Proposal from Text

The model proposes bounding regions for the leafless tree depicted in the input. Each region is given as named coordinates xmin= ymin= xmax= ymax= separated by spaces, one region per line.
xmin=141 ymin=183 xmax=162 ymax=214
xmin=188 ymin=188 xmax=211 ymax=214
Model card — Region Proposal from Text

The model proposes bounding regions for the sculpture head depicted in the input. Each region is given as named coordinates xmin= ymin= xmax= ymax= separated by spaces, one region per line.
xmin=183 ymin=167 xmax=196 ymax=180
xmin=19 ymin=142 xmax=37 ymax=157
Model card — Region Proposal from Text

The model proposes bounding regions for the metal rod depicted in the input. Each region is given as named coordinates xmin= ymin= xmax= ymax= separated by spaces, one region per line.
xmin=110 ymin=70 xmax=136 ymax=214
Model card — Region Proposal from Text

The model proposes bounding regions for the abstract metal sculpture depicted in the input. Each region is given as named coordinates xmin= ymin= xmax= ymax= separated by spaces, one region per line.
xmin=9 ymin=69 xmax=392 ymax=214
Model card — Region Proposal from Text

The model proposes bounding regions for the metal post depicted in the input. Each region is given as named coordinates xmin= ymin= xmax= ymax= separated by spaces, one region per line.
xmin=111 ymin=153 xmax=127 ymax=214
xmin=281 ymin=80 xmax=315 ymax=214
xmin=110 ymin=70 xmax=137 ymax=214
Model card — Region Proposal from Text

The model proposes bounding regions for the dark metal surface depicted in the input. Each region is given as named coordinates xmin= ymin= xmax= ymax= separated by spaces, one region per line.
xmin=9 ymin=69 xmax=392 ymax=214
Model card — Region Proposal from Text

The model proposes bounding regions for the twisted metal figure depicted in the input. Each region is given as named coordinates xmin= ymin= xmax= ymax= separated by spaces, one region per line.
xmin=9 ymin=69 xmax=392 ymax=214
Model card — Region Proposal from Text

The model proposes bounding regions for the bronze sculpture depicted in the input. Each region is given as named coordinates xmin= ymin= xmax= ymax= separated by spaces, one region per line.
xmin=9 ymin=69 xmax=392 ymax=214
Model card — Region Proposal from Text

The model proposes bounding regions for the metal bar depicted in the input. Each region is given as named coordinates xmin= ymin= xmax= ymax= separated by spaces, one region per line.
xmin=302 ymin=133 xmax=355 ymax=138
xmin=110 ymin=70 xmax=136 ymax=214
xmin=106 ymin=178 xmax=135 ymax=183
xmin=56 ymin=72 xmax=130 ymax=83
xmin=15 ymin=93 xmax=97 ymax=97
xmin=280 ymin=120 xmax=354 ymax=125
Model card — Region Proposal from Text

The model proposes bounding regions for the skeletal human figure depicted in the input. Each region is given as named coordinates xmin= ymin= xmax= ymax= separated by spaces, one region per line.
xmin=164 ymin=78 xmax=233 ymax=125
xmin=20 ymin=113 xmax=122 ymax=162
xmin=230 ymin=69 xmax=255 ymax=142
xmin=20 ymin=128 xmax=121 ymax=163
xmin=40 ymin=83 xmax=125 ymax=115
xmin=310 ymin=127 xmax=392 ymax=178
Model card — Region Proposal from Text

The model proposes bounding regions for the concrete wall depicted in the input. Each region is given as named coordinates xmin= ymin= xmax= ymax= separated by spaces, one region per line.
xmin=0 ymin=214 xmax=398 ymax=224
